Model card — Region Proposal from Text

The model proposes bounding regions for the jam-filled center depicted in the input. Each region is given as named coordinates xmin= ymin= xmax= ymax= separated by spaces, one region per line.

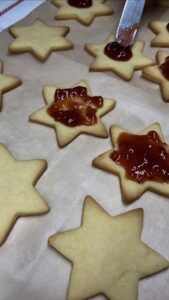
xmin=110 ymin=130 xmax=169 ymax=183
xmin=68 ymin=0 xmax=92 ymax=8
xmin=159 ymin=56 xmax=169 ymax=80
xmin=47 ymin=86 xmax=103 ymax=127
xmin=166 ymin=22 xmax=169 ymax=32
xmin=104 ymin=41 xmax=132 ymax=61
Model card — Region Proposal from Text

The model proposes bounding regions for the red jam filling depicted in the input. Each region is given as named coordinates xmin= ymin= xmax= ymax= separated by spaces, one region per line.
xmin=104 ymin=41 xmax=132 ymax=61
xmin=166 ymin=22 xmax=169 ymax=32
xmin=110 ymin=130 xmax=169 ymax=183
xmin=68 ymin=0 xmax=92 ymax=8
xmin=159 ymin=56 xmax=169 ymax=80
xmin=47 ymin=86 xmax=103 ymax=127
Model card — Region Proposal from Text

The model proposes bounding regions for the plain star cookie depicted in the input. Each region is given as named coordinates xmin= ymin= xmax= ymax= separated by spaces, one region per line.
xmin=49 ymin=196 xmax=169 ymax=300
xmin=29 ymin=80 xmax=116 ymax=147
xmin=93 ymin=123 xmax=169 ymax=203
xmin=0 ymin=60 xmax=21 ymax=111
xmin=149 ymin=21 xmax=169 ymax=47
xmin=52 ymin=0 xmax=113 ymax=26
xmin=9 ymin=19 xmax=73 ymax=62
xmin=142 ymin=51 xmax=169 ymax=102
xmin=0 ymin=144 xmax=49 ymax=245
xmin=85 ymin=34 xmax=154 ymax=80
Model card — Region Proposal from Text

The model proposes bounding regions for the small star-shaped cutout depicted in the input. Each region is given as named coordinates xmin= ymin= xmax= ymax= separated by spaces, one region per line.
xmin=0 ymin=144 xmax=49 ymax=245
xmin=29 ymin=80 xmax=116 ymax=147
xmin=85 ymin=34 xmax=154 ymax=80
xmin=142 ymin=51 xmax=169 ymax=102
xmin=49 ymin=195 xmax=169 ymax=300
xmin=52 ymin=0 xmax=113 ymax=26
xmin=0 ymin=60 xmax=21 ymax=111
xmin=93 ymin=123 xmax=169 ymax=203
xmin=149 ymin=21 xmax=169 ymax=47
xmin=9 ymin=19 xmax=73 ymax=62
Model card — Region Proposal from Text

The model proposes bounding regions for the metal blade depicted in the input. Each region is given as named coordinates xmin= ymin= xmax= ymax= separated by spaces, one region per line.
xmin=116 ymin=0 xmax=146 ymax=47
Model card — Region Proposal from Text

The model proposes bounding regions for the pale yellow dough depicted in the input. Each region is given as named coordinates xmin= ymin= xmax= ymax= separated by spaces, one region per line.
xmin=0 ymin=144 xmax=49 ymax=245
xmin=149 ymin=21 xmax=169 ymax=47
xmin=0 ymin=60 xmax=21 ymax=111
xmin=85 ymin=34 xmax=154 ymax=80
xmin=93 ymin=123 xmax=169 ymax=203
xmin=9 ymin=19 xmax=73 ymax=62
xmin=49 ymin=195 xmax=169 ymax=300
xmin=52 ymin=0 xmax=113 ymax=26
xmin=29 ymin=80 xmax=116 ymax=148
xmin=142 ymin=51 xmax=169 ymax=102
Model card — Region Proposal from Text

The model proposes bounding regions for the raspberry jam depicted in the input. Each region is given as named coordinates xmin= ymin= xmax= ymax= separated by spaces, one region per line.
xmin=68 ymin=0 xmax=92 ymax=8
xmin=110 ymin=131 xmax=169 ymax=183
xmin=47 ymin=86 xmax=103 ymax=127
xmin=166 ymin=22 xmax=169 ymax=32
xmin=104 ymin=42 xmax=132 ymax=61
xmin=159 ymin=56 xmax=169 ymax=80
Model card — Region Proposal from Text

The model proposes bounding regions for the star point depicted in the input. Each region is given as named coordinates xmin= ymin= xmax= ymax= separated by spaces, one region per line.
xmin=0 ymin=60 xmax=21 ymax=111
xmin=49 ymin=195 xmax=169 ymax=300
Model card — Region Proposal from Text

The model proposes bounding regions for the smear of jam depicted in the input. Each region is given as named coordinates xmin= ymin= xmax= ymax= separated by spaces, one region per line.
xmin=166 ymin=22 xmax=169 ymax=32
xmin=47 ymin=86 xmax=103 ymax=127
xmin=104 ymin=41 xmax=132 ymax=61
xmin=68 ymin=0 xmax=92 ymax=8
xmin=110 ymin=131 xmax=169 ymax=183
xmin=159 ymin=56 xmax=169 ymax=80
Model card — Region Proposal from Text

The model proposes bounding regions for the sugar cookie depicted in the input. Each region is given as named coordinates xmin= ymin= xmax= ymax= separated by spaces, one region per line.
xmin=29 ymin=80 xmax=116 ymax=147
xmin=49 ymin=195 xmax=169 ymax=300
xmin=52 ymin=0 xmax=113 ymax=26
xmin=0 ymin=144 xmax=49 ymax=245
xmin=93 ymin=123 xmax=169 ymax=203
xmin=142 ymin=51 xmax=169 ymax=102
xmin=9 ymin=19 xmax=73 ymax=62
xmin=85 ymin=34 xmax=154 ymax=80
xmin=149 ymin=21 xmax=169 ymax=47
xmin=0 ymin=60 xmax=21 ymax=111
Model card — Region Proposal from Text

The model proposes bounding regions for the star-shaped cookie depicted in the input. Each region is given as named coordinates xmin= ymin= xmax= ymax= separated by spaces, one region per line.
xmin=0 ymin=60 xmax=21 ymax=111
xmin=29 ymin=80 xmax=116 ymax=147
xmin=85 ymin=34 xmax=154 ymax=80
xmin=9 ymin=19 xmax=73 ymax=62
xmin=52 ymin=0 xmax=113 ymax=26
xmin=0 ymin=144 xmax=49 ymax=245
xmin=93 ymin=123 xmax=169 ymax=203
xmin=142 ymin=51 xmax=169 ymax=102
xmin=149 ymin=21 xmax=169 ymax=47
xmin=49 ymin=195 xmax=169 ymax=300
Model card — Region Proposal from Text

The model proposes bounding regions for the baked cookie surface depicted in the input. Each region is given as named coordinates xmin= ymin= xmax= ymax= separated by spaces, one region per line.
xmin=149 ymin=21 xmax=169 ymax=47
xmin=9 ymin=19 xmax=73 ymax=61
xmin=142 ymin=51 xmax=169 ymax=102
xmin=0 ymin=60 xmax=21 ymax=111
xmin=85 ymin=34 xmax=154 ymax=80
xmin=93 ymin=123 xmax=169 ymax=203
xmin=49 ymin=196 xmax=169 ymax=300
xmin=0 ymin=144 xmax=49 ymax=245
xmin=29 ymin=80 xmax=116 ymax=147
xmin=52 ymin=0 xmax=113 ymax=26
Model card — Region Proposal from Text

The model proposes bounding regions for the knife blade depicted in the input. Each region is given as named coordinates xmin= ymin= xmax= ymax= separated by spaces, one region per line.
xmin=116 ymin=0 xmax=146 ymax=47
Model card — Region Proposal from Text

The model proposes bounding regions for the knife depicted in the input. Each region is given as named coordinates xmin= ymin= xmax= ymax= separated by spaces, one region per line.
xmin=116 ymin=0 xmax=146 ymax=47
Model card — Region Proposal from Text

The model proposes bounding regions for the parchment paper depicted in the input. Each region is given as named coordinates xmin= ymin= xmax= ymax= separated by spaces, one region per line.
xmin=0 ymin=1 xmax=169 ymax=299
